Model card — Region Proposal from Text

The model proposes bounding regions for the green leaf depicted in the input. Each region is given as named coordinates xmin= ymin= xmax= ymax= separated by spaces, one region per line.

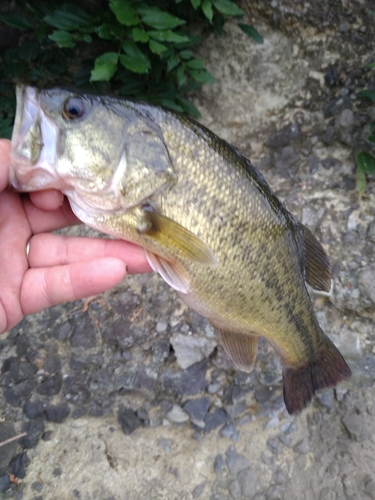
xmin=137 ymin=6 xmax=185 ymax=30
xmin=0 ymin=12 xmax=35 ymax=30
xmin=149 ymin=30 xmax=190 ymax=43
xmin=109 ymin=0 xmax=139 ymax=26
xmin=356 ymin=151 xmax=375 ymax=174
xmin=358 ymin=89 xmax=375 ymax=102
xmin=49 ymin=30 xmax=76 ymax=48
xmin=191 ymin=0 xmax=201 ymax=8
xmin=90 ymin=52 xmax=118 ymax=81
xmin=238 ymin=24 xmax=264 ymax=44
xmin=185 ymin=58 xmax=205 ymax=69
xmin=179 ymin=50 xmax=193 ymax=59
xmin=212 ymin=0 xmax=244 ymax=16
xmin=120 ymin=54 xmax=149 ymax=73
xmin=176 ymin=65 xmax=187 ymax=87
xmin=177 ymin=97 xmax=201 ymax=117
xmin=122 ymin=40 xmax=151 ymax=67
xmin=167 ymin=54 xmax=179 ymax=72
xmin=96 ymin=23 xmax=122 ymax=40
xmin=189 ymin=69 xmax=216 ymax=83
xmin=133 ymin=27 xmax=149 ymax=42
xmin=356 ymin=166 xmax=366 ymax=194
xmin=201 ymin=0 xmax=213 ymax=22
xmin=149 ymin=39 xmax=168 ymax=54
xmin=157 ymin=98 xmax=184 ymax=112
xmin=44 ymin=4 xmax=93 ymax=30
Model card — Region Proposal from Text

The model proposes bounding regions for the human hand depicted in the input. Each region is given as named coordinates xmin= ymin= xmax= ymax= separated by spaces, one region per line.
xmin=0 ymin=139 xmax=151 ymax=334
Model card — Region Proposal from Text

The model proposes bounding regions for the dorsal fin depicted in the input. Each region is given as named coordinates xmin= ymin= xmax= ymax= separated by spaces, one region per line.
xmin=300 ymin=224 xmax=331 ymax=292
xmin=210 ymin=323 xmax=258 ymax=373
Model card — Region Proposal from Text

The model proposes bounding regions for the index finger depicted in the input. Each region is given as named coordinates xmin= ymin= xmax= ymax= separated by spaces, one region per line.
xmin=0 ymin=139 xmax=11 ymax=192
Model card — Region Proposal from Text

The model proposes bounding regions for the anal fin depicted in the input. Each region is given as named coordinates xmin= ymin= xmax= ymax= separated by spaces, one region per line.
xmin=301 ymin=224 xmax=331 ymax=292
xmin=211 ymin=323 xmax=258 ymax=373
xmin=282 ymin=334 xmax=351 ymax=415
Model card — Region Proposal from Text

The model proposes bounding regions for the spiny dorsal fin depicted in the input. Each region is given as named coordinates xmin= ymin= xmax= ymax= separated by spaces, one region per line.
xmin=301 ymin=224 xmax=331 ymax=292
xmin=211 ymin=323 xmax=258 ymax=373
xmin=141 ymin=210 xmax=218 ymax=266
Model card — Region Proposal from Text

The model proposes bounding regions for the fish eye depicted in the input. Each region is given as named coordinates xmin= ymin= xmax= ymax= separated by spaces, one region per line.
xmin=63 ymin=97 xmax=85 ymax=120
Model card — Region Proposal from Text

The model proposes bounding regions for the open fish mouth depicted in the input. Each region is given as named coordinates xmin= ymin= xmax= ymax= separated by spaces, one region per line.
xmin=9 ymin=85 xmax=64 ymax=192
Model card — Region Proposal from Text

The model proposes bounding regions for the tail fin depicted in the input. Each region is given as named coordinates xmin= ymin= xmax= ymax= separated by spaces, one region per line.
xmin=282 ymin=335 xmax=351 ymax=414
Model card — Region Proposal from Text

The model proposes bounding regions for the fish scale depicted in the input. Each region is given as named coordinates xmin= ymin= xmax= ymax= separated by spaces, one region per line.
xmin=9 ymin=85 xmax=351 ymax=414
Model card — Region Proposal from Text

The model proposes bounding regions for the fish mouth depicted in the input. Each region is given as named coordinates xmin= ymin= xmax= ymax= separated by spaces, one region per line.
xmin=9 ymin=85 xmax=66 ymax=192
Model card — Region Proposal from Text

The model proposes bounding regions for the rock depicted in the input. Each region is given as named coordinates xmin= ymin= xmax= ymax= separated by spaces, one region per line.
xmin=319 ymin=487 xmax=337 ymax=500
xmin=0 ymin=422 xmax=17 ymax=473
xmin=44 ymin=403 xmax=70 ymax=423
xmin=163 ymin=360 xmax=208 ymax=396
xmin=53 ymin=320 xmax=72 ymax=340
xmin=220 ymin=422 xmax=239 ymax=441
xmin=183 ymin=397 xmax=210 ymax=427
xmin=170 ymin=333 xmax=217 ymax=369
xmin=70 ymin=315 xmax=97 ymax=348
xmin=275 ymin=146 xmax=300 ymax=171
xmin=321 ymin=156 xmax=342 ymax=169
xmin=321 ymin=126 xmax=335 ymax=145
xmin=43 ymin=355 xmax=62 ymax=375
xmin=36 ymin=373 xmax=62 ymax=396
xmin=9 ymin=360 xmax=36 ymax=383
xmin=24 ymin=400 xmax=49 ymax=419
xmin=205 ymin=408 xmax=230 ymax=432
xmin=152 ymin=338 xmax=170 ymax=363
xmin=225 ymin=447 xmax=250 ymax=475
xmin=266 ymin=484 xmax=285 ymax=499
xmin=214 ymin=454 xmax=225 ymax=474
xmin=366 ymin=218 xmax=375 ymax=243
xmin=301 ymin=206 xmax=326 ymax=232
xmin=265 ymin=123 xmax=301 ymax=148
xmin=293 ymin=437 xmax=310 ymax=454
xmin=166 ymin=404 xmax=189 ymax=424
xmin=11 ymin=452 xmax=30 ymax=479
xmin=324 ymin=97 xmax=352 ymax=118
xmin=315 ymin=389 xmax=334 ymax=410
xmin=0 ymin=474 xmax=11 ymax=493
xmin=229 ymin=479 xmax=241 ymax=498
xmin=358 ymin=266 xmax=375 ymax=306
xmin=267 ymin=437 xmax=283 ymax=455
xmin=335 ymin=108 xmax=354 ymax=145
xmin=117 ymin=407 xmax=142 ymax=435
xmin=192 ymin=481 xmax=207 ymax=499
xmin=238 ymin=468 xmax=258 ymax=498
xmin=134 ymin=366 xmax=158 ymax=392
xmin=342 ymin=413 xmax=370 ymax=442
xmin=21 ymin=418 xmax=44 ymax=449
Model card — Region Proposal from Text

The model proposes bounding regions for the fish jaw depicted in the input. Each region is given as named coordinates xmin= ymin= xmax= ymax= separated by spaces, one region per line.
xmin=9 ymin=85 xmax=69 ymax=192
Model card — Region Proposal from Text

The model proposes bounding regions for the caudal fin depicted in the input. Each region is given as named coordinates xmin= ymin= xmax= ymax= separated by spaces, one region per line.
xmin=282 ymin=335 xmax=351 ymax=414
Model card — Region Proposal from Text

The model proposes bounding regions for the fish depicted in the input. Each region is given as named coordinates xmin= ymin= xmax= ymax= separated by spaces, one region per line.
xmin=9 ymin=85 xmax=351 ymax=414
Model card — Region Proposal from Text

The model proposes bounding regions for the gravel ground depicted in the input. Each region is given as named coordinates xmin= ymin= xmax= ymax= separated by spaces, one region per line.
xmin=1 ymin=2 xmax=375 ymax=499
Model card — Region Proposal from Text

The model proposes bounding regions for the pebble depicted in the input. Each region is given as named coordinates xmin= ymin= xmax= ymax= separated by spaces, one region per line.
xmin=53 ymin=320 xmax=72 ymax=340
xmin=152 ymin=338 xmax=170 ymax=363
xmin=24 ymin=400 xmax=49 ymax=419
xmin=225 ymin=447 xmax=250 ymax=475
xmin=323 ymin=97 xmax=352 ymax=118
xmin=342 ymin=413 xmax=370 ymax=442
xmin=358 ymin=266 xmax=375 ymax=306
xmin=321 ymin=156 xmax=342 ymax=170
xmin=11 ymin=452 xmax=29 ymax=479
xmin=70 ymin=315 xmax=97 ymax=348
xmin=44 ymin=403 xmax=70 ymax=423
xmin=184 ymin=397 xmax=210 ymax=427
xmin=315 ymin=389 xmax=334 ymax=410
xmin=214 ymin=454 xmax=225 ymax=474
xmin=36 ymin=373 xmax=63 ymax=396
xmin=237 ymin=468 xmax=258 ymax=498
xmin=170 ymin=333 xmax=217 ymax=370
xmin=134 ymin=366 xmax=158 ymax=392
xmin=43 ymin=355 xmax=62 ymax=375
xmin=267 ymin=437 xmax=283 ymax=455
xmin=0 ymin=422 xmax=17 ymax=473
xmin=163 ymin=360 xmax=208 ymax=396
xmin=192 ymin=480 xmax=207 ymax=499
xmin=366 ymin=218 xmax=375 ymax=243
xmin=293 ymin=437 xmax=310 ymax=454
xmin=220 ymin=422 xmax=240 ymax=441
xmin=117 ymin=407 xmax=142 ymax=435
xmin=166 ymin=404 xmax=189 ymax=424
xmin=265 ymin=123 xmax=301 ymax=148
xmin=205 ymin=408 xmax=230 ymax=433
xmin=21 ymin=419 xmax=44 ymax=449
xmin=275 ymin=146 xmax=300 ymax=171
xmin=0 ymin=474 xmax=11 ymax=492
xmin=229 ymin=479 xmax=241 ymax=498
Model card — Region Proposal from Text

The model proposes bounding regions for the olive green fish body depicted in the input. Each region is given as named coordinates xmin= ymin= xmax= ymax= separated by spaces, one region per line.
xmin=9 ymin=86 xmax=351 ymax=414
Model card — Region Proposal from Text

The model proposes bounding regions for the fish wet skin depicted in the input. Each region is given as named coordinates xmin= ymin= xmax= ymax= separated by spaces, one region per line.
xmin=9 ymin=85 xmax=351 ymax=414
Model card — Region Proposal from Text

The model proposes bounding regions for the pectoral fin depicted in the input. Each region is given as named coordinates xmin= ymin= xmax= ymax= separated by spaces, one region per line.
xmin=140 ymin=209 xmax=218 ymax=266
xmin=300 ymin=224 xmax=331 ymax=292
xmin=145 ymin=250 xmax=190 ymax=294
xmin=211 ymin=323 xmax=258 ymax=373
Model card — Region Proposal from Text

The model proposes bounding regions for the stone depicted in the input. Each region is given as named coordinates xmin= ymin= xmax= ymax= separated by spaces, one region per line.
xmin=293 ymin=438 xmax=310 ymax=454
xmin=0 ymin=474 xmax=11 ymax=493
xmin=0 ymin=422 xmax=17 ymax=473
xmin=238 ymin=468 xmax=258 ymax=498
xmin=170 ymin=333 xmax=217 ymax=369
xmin=342 ymin=413 xmax=370 ymax=442
xmin=267 ymin=437 xmax=283 ymax=455
xmin=21 ymin=418 xmax=44 ymax=449
xmin=192 ymin=481 xmax=207 ymax=499
xmin=358 ymin=266 xmax=375 ymax=306
xmin=214 ymin=454 xmax=225 ymax=474
xmin=43 ymin=355 xmax=62 ymax=375
xmin=183 ymin=397 xmax=210 ymax=427
xmin=152 ymin=338 xmax=170 ymax=363
xmin=36 ymin=373 xmax=62 ymax=396
xmin=265 ymin=123 xmax=301 ymax=148
xmin=70 ymin=315 xmax=97 ymax=348
xmin=220 ymin=422 xmax=239 ymax=441
xmin=166 ymin=404 xmax=189 ymax=424
xmin=315 ymin=389 xmax=334 ymax=410
xmin=366 ymin=218 xmax=375 ymax=243
xmin=205 ymin=408 xmax=230 ymax=432
xmin=163 ymin=360 xmax=208 ymax=396
xmin=229 ymin=480 xmax=241 ymax=498
xmin=134 ymin=366 xmax=158 ymax=392
xmin=321 ymin=156 xmax=342 ymax=170
xmin=225 ymin=447 xmax=250 ymax=475
xmin=9 ymin=360 xmax=36 ymax=383
xmin=118 ymin=407 xmax=142 ymax=435
xmin=323 ymin=97 xmax=352 ymax=118
xmin=53 ymin=320 xmax=72 ymax=340
xmin=44 ymin=403 xmax=70 ymax=423
xmin=10 ymin=452 xmax=30 ymax=479
xmin=275 ymin=146 xmax=300 ymax=171
xmin=24 ymin=400 xmax=49 ymax=419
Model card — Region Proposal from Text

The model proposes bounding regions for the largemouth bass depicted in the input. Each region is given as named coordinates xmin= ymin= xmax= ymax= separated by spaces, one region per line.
xmin=9 ymin=85 xmax=351 ymax=414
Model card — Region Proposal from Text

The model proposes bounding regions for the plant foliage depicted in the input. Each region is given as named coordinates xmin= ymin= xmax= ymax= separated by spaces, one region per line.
xmin=0 ymin=0 xmax=263 ymax=138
